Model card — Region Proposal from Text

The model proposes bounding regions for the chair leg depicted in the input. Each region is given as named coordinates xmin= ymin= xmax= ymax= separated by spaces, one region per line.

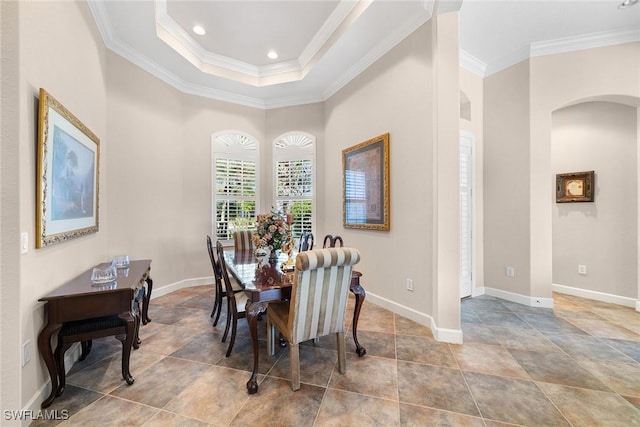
xmin=211 ymin=284 xmax=223 ymax=326
xmin=336 ymin=332 xmax=346 ymax=374
xmin=225 ymin=314 xmax=237 ymax=357
xmin=222 ymin=299 xmax=232 ymax=343
xmin=267 ymin=320 xmax=276 ymax=356
xmin=289 ymin=343 xmax=300 ymax=391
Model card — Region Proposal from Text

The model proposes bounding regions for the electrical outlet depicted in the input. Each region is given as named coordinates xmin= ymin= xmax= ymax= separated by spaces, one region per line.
xmin=22 ymin=340 xmax=31 ymax=367
xmin=505 ymin=266 xmax=515 ymax=277
xmin=578 ymin=264 xmax=587 ymax=275
xmin=406 ymin=278 xmax=413 ymax=291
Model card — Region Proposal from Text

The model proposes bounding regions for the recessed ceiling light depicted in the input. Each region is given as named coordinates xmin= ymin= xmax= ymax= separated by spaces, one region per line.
xmin=192 ymin=25 xmax=206 ymax=36
xmin=267 ymin=50 xmax=278 ymax=60
xmin=618 ymin=0 xmax=638 ymax=9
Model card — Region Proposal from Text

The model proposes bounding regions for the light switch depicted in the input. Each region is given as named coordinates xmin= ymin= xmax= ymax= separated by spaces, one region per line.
xmin=21 ymin=232 xmax=28 ymax=254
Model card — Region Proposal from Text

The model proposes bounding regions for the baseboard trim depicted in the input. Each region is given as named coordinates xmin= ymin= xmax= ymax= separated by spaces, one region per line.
xmin=22 ymin=343 xmax=82 ymax=426
xmin=484 ymin=287 xmax=554 ymax=308
xmin=552 ymin=283 xmax=638 ymax=309
xmin=150 ymin=276 xmax=214 ymax=299
xmin=365 ymin=292 xmax=462 ymax=344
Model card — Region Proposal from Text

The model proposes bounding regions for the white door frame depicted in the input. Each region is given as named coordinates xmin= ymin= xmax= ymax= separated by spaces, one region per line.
xmin=460 ymin=131 xmax=475 ymax=298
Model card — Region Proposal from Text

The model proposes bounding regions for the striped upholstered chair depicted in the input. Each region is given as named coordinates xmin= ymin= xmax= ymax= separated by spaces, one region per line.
xmin=232 ymin=230 xmax=254 ymax=252
xmin=266 ymin=247 xmax=360 ymax=391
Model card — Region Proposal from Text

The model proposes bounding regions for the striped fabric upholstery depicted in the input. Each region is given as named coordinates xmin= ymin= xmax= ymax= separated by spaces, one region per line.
xmin=290 ymin=247 xmax=360 ymax=343
xmin=267 ymin=247 xmax=360 ymax=390
xmin=232 ymin=230 xmax=254 ymax=252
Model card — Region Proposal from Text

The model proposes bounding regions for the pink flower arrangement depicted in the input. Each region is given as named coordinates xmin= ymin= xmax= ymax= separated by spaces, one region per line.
xmin=252 ymin=210 xmax=289 ymax=252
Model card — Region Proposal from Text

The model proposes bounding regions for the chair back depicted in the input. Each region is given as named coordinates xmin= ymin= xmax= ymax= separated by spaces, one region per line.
xmin=322 ymin=234 xmax=344 ymax=249
xmin=216 ymin=241 xmax=240 ymax=312
xmin=298 ymin=232 xmax=314 ymax=252
xmin=207 ymin=235 xmax=222 ymax=282
xmin=233 ymin=230 xmax=254 ymax=252
xmin=289 ymin=247 xmax=360 ymax=344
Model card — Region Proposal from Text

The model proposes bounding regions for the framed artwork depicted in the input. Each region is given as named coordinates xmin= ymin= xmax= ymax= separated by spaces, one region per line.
xmin=556 ymin=170 xmax=594 ymax=203
xmin=342 ymin=132 xmax=390 ymax=231
xmin=36 ymin=88 xmax=100 ymax=248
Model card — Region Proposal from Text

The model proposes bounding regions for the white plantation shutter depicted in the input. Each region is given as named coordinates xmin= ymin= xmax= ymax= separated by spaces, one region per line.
xmin=212 ymin=132 xmax=259 ymax=242
xmin=273 ymin=133 xmax=315 ymax=238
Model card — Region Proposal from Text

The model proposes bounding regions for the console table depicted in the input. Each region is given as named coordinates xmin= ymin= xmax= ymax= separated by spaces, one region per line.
xmin=37 ymin=259 xmax=152 ymax=408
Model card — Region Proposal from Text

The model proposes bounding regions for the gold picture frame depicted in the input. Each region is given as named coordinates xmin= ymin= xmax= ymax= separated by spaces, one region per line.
xmin=36 ymin=88 xmax=100 ymax=248
xmin=556 ymin=171 xmax=594 ymax=203
xmin=342 ymin=133 xmax=390 ymax=231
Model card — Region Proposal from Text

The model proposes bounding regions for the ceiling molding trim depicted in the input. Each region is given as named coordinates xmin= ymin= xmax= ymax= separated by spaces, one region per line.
xmin=459 ymin=50 xmax=487 ymax=77
xmin=531 ymin=27 xmax=640 ymax=58
xmin=298 ymin=0 xmax=362 ymax=68
xmin=484 ymin=27 xmax=640 ymax=77
xmin=154 ymin=0 xmax=371 ymax=88
xmin=483 ymin=45 xmax=531 ymax=77
xmin=322 ymin=5 xmax=433 ymax=101
xmin=87 ymin=0 xmax=115 ymax=50
xmin=89 ymin=3 xmax=268 ymax=109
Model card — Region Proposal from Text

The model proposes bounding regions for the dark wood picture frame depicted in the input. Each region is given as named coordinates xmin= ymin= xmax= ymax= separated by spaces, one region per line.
xmin=342 ymin=132 xmax=390 ymax=231
xmin=556 ymin=170 xmax=594 ymax=203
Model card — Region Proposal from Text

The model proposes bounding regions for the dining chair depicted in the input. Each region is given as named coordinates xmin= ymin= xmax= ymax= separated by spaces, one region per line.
xmin=207 ymin=236 xmax=243 ymax=327
xmin=216 ymin=240 xmax=249 ymax=357
xmin=233 ymin=230 xmax=254 ymax=252
xmin=266 ymin=247 xmax=361 ymax=391
xmin=298 ymin=232 xmax=314 ymax=252
xmin=322 ymin=234 xmax=344 ymax=249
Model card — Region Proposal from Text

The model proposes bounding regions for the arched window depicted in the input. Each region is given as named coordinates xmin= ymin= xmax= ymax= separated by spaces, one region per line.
xmin=273 ymin=132 xmax=315 ymax=238
xmin=212 ymin=131 xmax=259 ymax=242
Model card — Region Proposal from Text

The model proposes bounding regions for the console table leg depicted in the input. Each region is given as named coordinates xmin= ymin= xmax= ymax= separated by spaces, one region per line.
xmin=118 ymin=313 xmax=136 ymax=385
xmin=38 ymin=323 xmax=62 ymax=408
xmin=246 ymin=301 xmax=267 ymax=394
xmin=142 ymin=276 xmax=153 ymax=324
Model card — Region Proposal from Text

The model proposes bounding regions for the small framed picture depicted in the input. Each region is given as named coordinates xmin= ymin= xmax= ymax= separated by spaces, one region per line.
xmin=556 ymin=171 xmax=594 ymax=203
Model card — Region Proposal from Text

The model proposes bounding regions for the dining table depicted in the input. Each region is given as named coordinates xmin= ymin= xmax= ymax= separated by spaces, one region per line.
xmin=222 ymin=249 xmax=366 ymax=394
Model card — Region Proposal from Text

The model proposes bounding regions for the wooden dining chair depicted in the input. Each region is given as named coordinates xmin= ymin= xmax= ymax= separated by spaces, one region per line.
xmin=207 ymin=236 xmax=242 ymax=327
xmin=216 ymin=240 xmax=249 ymax=357
xmin=322 ymin=234 xmax=344 ymax=249
xmin=266 ymin=247 xmax=361 ymax=391
xmin=298 ymin=232 xmax=314 ymax=252
xmin=233 ymin=230 xmax=254 ymax=252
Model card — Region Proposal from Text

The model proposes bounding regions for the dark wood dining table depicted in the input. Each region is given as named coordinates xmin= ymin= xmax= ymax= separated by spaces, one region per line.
xmin=222 ymin=249 xmax=366 ymax=394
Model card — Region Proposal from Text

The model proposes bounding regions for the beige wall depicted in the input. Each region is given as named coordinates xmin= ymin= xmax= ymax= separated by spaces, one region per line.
xmin=324 ymin=20 xmax=436 ymax=324
xmin=482 ymin=42 xmax=640 ymax=304
xmin=483 ymin=60 xmax=532 ymax=297
xmin=1 ymin=0 xmax=22 ymax=416
xmin=16 ymin=0 xmax=109 ymax=405
xmin=552 ymin=102 xmax=638 ymax=298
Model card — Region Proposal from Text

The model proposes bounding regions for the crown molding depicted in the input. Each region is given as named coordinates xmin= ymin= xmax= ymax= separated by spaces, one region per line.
xmin=323 ymin=2 xmax=433 ymax=101
xmin=154 ymin=0 xmax=370 ymax=87
xmin=482 ymin=27 xmax=640 ymax=77
xmin=459 ymin=50 xmax=487 ymax=77
xmin=531 ymin=26 xmax=640 ymax=57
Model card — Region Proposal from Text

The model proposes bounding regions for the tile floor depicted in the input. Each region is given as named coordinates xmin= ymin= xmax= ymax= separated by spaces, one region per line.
xmin=32 ymin=287 xmax=640 ymax=426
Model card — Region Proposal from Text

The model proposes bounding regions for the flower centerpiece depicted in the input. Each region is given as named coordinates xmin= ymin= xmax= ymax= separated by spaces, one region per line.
xmin=252 ymin=210 xmax=290 ymax=261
